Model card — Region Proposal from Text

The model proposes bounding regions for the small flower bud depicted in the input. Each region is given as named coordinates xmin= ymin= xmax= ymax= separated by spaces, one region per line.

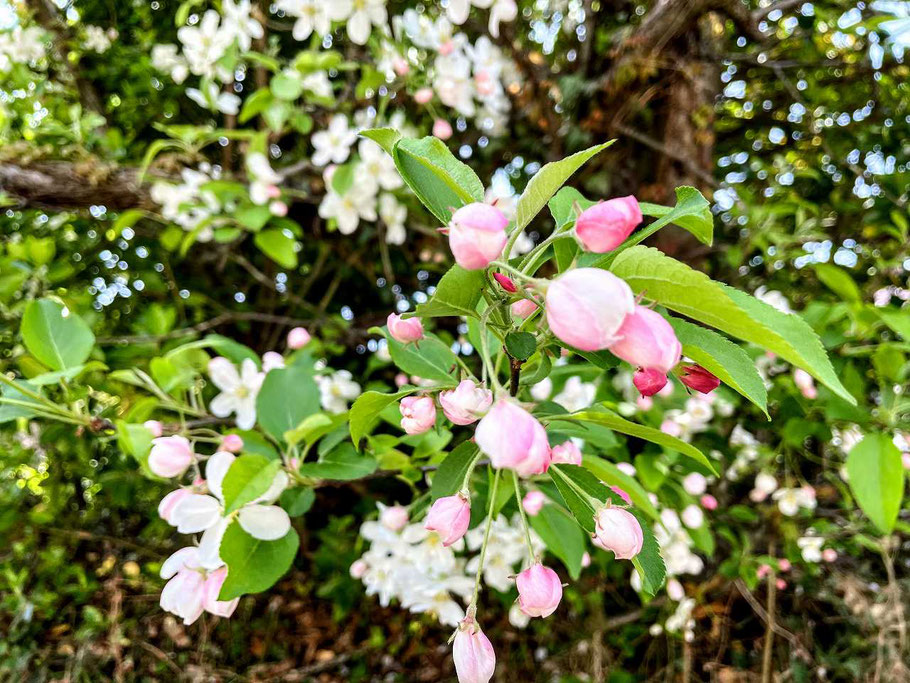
xmin=448 ymin=203 xmax=508 ymax=270
xmin=679 ymin=364 xmax=720 ymax=394
xmin=475 ymin=400 xmax=550 ymax=477
xmin=414 ymin=87 xmax=434 ymax=104
xmin=149 ymin=435 xmax=195 ymax=478
xmin=453 ymin=617 xmax=496 ymax=683
xmin=575 ymin=196 xmax=642 ymax=253
xmin=439 ymin=380 xmax=493 ymax=425
xmin=549 ymin=440 xmax=582 ymax=466
xmin=522 ymin=490 xmax=545 ymax=516
xmin=633 ymin=368 xmax=669 ymax=397
xmin=516 ymin=563 xmax=563 ymax=618
xmin=682 ymin=472 xmax=707 ymax=496
xmin=592 ymin=506 xmax=643 ymax=560
xmin=510 ymin=298 xmax=538 ymax=318
xmin=287 ymin=327 xmax=311 ymax=349
xmin=609 ymin=306 xmax=681 ymax=374
xmin=400 ymin=395 xmax=437 ymax=435
xmin=700 ymin=494 xmax=718 ymax=510
xmin=350 ymin=559 xmax=368 ymax=578
xmin=221 ymin=434 xmax=244 ymax=453
xmin=269 ymin=200 xmax=288 ymax=217
xmin=262 ymin=351 xmax=285 ymax=372
xmin=425 ymin=493 xmax=471 ymax=546
xmin=144 ymin=420 xmax=163 ymax=438
xmin=545 ymin=268 xmax=635 ymax=351
xmin=493 ymin=272 xmax=517 ymax=292
xmin=380 ymin=504 xmax=409 ymax=531
xmin=387 ymin=312 xmax=425 ymax=344
xmin=433 ymin=118 xmax=453 ymax=140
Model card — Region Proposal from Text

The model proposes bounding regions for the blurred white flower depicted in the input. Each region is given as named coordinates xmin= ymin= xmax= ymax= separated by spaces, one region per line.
xmin=312 ymin=114 xmax=358 ymax=166
xmin=318 ymin=370 xmax=361 ymax=413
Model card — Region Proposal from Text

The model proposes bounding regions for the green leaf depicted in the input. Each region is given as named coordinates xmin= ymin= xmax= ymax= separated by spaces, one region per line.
xmin=218 ymin=522 xmax=299 ymax=600
xmin=636 ymin=187 xmax=713 ymax=246
xmin=280 ymin=487 xmax=315 ymax=517
xmin=514 ymin=141 xmax=613 ymax=231
xmin=548 ymin=186 xmax=596 ymax=229
xmin=816 ymin=264 xmax=861 ymax=303
xmin=391 ymin=137 xmax=485 ymax=224
xmin=116 ymin=421 xmax=154 ymax=474
xmin=669 ymin=318 xmax=768 ymax=417
xmin=270 ymin=71 xmax=303 ymax=100
xmin=360 ymin=128 xmax=401 ymax=156
xmin=430 ymin=442 xmax=481 ymax=500
xmin=21 ymin=299 xmax=95 ymax=371
xmin=415 ymin=265 xmax=487 ymax=318
xmin=297 ymin=443 xmax=378 ymax=480
xmin=529 ymin=504 xmax=587 ymax=580
xmin=0 ymin=380 xmax=43 ymax=423
xmin=380 ymin=329 xmax=460 ymax=384
xmin=846 ymin=433 xmax=903 ymax=534
xmin=549 ymin=409 xmax=716 ymax=474
xmin=238 ymin=88 xmax=274 ymax=124
xmin=254 ymin=229 xmax=298 ymax=269
xmin=235 ymin=203 xmax=272 ymax=231
xmin=350 ymin=388 xmax=418 ymax=448
xmin=878 ymin=309 xmax=910 ymax=341
xmin=256 ymin=364 xmax=321 ymax=441
xmin=505 ymin=332 xmax=536 ymax=360
xmin=221 ymin=454 xmax=281 ymax=515
xmin=610 ymin=246 xmax=854 ymax=404
xmin=581 ymin=456 xmax=659 ymax=521
xmin=284 ymin=413 xmax=346 ymax=448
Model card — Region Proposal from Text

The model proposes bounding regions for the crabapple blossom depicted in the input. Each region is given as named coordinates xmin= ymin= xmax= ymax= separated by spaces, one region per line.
xmin=679 ymin=364 xmax=721 ymax=394
xmin=350 ymin=559 xmax=368 ymax=579
xmin=158 ymin=488 xmax=191 ymax=525
xmin=447 ymin=203 xmax=508 ymax=270
xmin=276 ymin=0 xmax=338 ymax=40
xmin=318 ymin=370 xmax=361 ymax=413
xmin=521 ymin=490 xmax=545 ymax=516
xmin=287 ymin=326 xmax=311 ymax=349
xmin=387 ymin=312 xmax=425 ymax=344
xmin=339 ymin=0 xmax=387 ymax=45
xmin=262 ymin=351 xmax=286 ymax=372
xmin=592 ymin=506 xmax=643 ymax=560
xmin=634 ymin=368 xmax=669 ymax=397
xmin=772 ymin=486 xmax=817 ymax=516
xmin=822 ymin=548 xmax=838 ymax=562
xmin=400 ymin=395 xmax=437 ymax=434
xmin=575 ymin=196 xmax=642 ymax=253
xmin=545 ymin=268 xmax=635 ymax=351
xmin=221 ymin=434 xmax=244 ymax=453
xmin=609 ymin=306 xmax=682 ymax=387
xmin=778 ymin=559 xmax=791 ymax=572
xmin=516 ymin=563 xmax=563 ymax=618
xmin=149 ymin=435 xmax=195 ymax=478
xmin=510 ymin=298 xmax=538 ymax=318
xmin=208 ymin=357 xmax=265 ymax=431
xmin=475 ymin=400 xmax=550 ymax=476
xmin=549 ymin=440 xmax=582 ymax=466
xmin=750 ymin=472 xmax=778 ymax=502
xmin=144 ymin=420 xmax=163 ymax=438
xmin=700 ymin=494 xmax=718 ymax=510
xmin=453 ymin=616 xmax=496 ymax=683
xmin=379 ymin=193 xmax=408 ymax=244
xmin=159 ymin=547 xmax=239 ymax=625
xmin=798 ymin=536 xmax=824 ymax=563
xmin=682 ymin=472 xmax=707 ymax=496
xmin=425 ymin=493 xmax=471 ymax=546
xmin=553 ymin=377 xmax=596 ymax=412
xmin=311 ymin=114 xmax=358 ymax=166
xmin=379 ymin=504 xmax=409 ymax=532
xmin=357 ymin=139 xmax=403 ymax=190
xmin=414 ymin=87 xmax=434 ymax=104
xmin=433 ymin=118 xmax=454 ymax=139
xmin=681 ymin=504 xmax=704 ymax=529
xmin=438 ymin=380 xmax=493 ymax=425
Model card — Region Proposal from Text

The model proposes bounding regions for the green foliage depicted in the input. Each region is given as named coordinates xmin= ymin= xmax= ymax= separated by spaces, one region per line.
xmin=846 ymin=433 xmax=904 ymax=534
xmin=20 ymin=300 xmax=95 ymax=371
xmin=218 ymin=522 xmax=300 ymax=600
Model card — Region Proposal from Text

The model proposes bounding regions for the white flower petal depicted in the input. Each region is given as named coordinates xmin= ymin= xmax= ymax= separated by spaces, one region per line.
xmin=160 ymin=547 xmax=201 ymax=579
xmin=174 ymin=494 xmax=222 ymax=533
xmin=206 ymin=451 xmax=236 ymax=501
xmin=208 ymin=357 xmax=240 ymax=392
xmin=238 ymin=505 xmax=291 ymax=540
xmin=198 ymin=517 xmax=230 ymax=569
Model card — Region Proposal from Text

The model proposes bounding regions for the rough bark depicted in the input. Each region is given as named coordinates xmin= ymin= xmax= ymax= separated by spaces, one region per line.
xmin=0 ymin=162 xmax=152 ymax=211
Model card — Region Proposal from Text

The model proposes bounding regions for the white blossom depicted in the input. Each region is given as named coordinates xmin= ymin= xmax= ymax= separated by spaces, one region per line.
xmin=311 ymin=114 xmax=358 ymax=166
xmin=318 ymin=370 xmax=361 ymax=413
xmin=208 ymin=357 xmax=265 ymax=430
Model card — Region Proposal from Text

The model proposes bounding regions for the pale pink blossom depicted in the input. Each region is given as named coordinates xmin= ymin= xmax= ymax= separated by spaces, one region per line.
xmin=221 ymin=434 xmax=244 ymax=453
xmin=380 ymin=504 xmax=409 ymax=531
xmin=433 ymin=118 xmax=454 ymax=140
xmin=575 ymin=196 xmax=642 ymax=253
xmin=425 ymin=493 xmax=471 ymax=546
xmin=545 ymin=268 xmax=635 ymax=351
xmin=400 ymin=395 xmax=437 ymax=434
xmin=149 ymin=435 xmax=194 ymax=478
xmin=510 ymin=298 xmax=538 ymax=318
xmin=475 ymin=400 xmax=550 ymax=477
xmin=592 ymin=506 xmax=643 ymax=560
xmin=448 ymin=203 xmax=508 ymax=270
xmin=453 ymin=616 xmax=496 ymax=683
xmin=287 ymin=327 xmax=311 ymax=349
xmin=516 ymin=563 xmax=563 ymax=618
xmin=387 ymin=312 xmax=425 ymax=344
xmin=144 ymin=420 xmax=163 ymax=438
xmin=439 ymin=380 xmax=493 ymax=425
xmin=522 ymin=490 xmax=546 ymax=516
xmin=549 ymin=440 xmax=582 ymax=466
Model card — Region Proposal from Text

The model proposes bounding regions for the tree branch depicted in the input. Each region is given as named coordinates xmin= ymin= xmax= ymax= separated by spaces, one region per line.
xmin=0 ymin=161 xmax=152 ymax=211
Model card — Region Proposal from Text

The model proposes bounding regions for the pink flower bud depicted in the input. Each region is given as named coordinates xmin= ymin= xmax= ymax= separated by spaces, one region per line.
xmin=400 ymin=395 xmax=437 ymax=434
xmin=387 ymin=312 xmax=425 ymax=344
xmin=393 ymin=57 xmax=410 ymax=76
xmin=221 ymin=434 xmax=244 ymax=453
xmin=776 ymin=578 xmax=787 ymax=590
xmin=793 ymin=368 xmax=817 ymax=399
xmin=903 ymin=453 xmax=910 ymax=470
xmin=453 ymin=617 xmax=496 ymax=683
xmin=608 ymin=306 xmax=681 ymax=373
xmin=575 ymin=196 xmax=642 ymax=253
xmin=522 ymin=490 xmax=545 ymax=516
xmin=510 ymin=298 xmax=538 ymax=318
xmin=581 ymin=552 xmax=591 ymax=568
xmin=262 ymin=351 xmax=286 ymax=372
xmin=433 ymin=118 xmax=453 ymax=140
xmin=287 ymin=327 xmax=311 ymax=349
xmin=475 ymin=399 xmax=551 ymax=476
xmin=350 ymin=559 xmax=368 ymax=578
xmin=158 ymin=488 xmax=190 ymax=524
xmin=414 ymin=87 xmax=434 ymax=104
xmin=778 ymin=559 xmax=791 ymax=572
xmin=493 ymin=272 xmax=517 ymax=292
xmin=822 ymin=548 xmax=838 ymax=562
xmin=269 ymin=200 xmax=288 ymax=216
xmin=425 ymin=493 xmax=471 ymax=546
xmin=700 ymin=494 xmax=718 ymax=510
xmin=633 ymin=368 xmax=668 ymax=397
xmin=610 ymin=486 xmax=632 ymax=505
xmin=679 ymin=365 xmax=720 ymax=394
xmin=149 ymin=435 xmax=194 ymax=478
xmin=545 ymin=268 xmax=635 ymax=351
xmin=592 ymin=506 xmax=643 ymax=560
xmin=144 ymin=420 xmax=164 ymax=438
xmin=516 ymin=563 xmax=563 ymax=618
xmin=757 ymin=564 xmax=771 ymax=579
xmin=550 ymin=440 xmax=582 ymax=466
xmin=380 ymin=504 xmax=409 ymax=531
xmin=448 ymin=203 xmax=508 ymax=270
xmin=439 ymin=380 xmax=493 ymax=425
xmin=395 ymin=373 xmax=409 ymax=387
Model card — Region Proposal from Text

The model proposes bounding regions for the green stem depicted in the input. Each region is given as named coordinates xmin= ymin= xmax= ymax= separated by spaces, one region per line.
xmin=519 ymin=231 xmax=575 ymax=273
xmin=477 ymin=307 xmax=503 ymax=393
xmin=0 ymin=372 xmax=76 ymax=417
xmin=469 ymin=468 xmax=503 ymax=609
xmin=489 ymin=260 xmax=537 ymax=283
xmin=512 ymin=471 xmax=537 ymax=564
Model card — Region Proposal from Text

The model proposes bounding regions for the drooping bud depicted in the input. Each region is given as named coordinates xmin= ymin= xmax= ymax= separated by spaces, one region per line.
xmin=592 ymin=506 xmax=643 ymax=560
xmin=522 ymin=490 xmax=545 ymax=516
xmin=474 ymin=400 xmax=550 ymax=477
xmin=574 ymin=196 xmax=642 ymax=253
xmin=679 ymin=364 xmax=721 ymax=394
xmin=452 ymin=617 xmax=496 ymax=683
xmin=400 ymin=395 xmax=437 ymax=435
xmin=448 ymin=203 xmax=508 ymax=270
xmin=387 ymin=312 xmax=425 ymax=344
xmin=424 ymin=493 xmax=471 ymax=546
xmin=516 ymin=563 xmax=563 ymax=618
xmin=545 ymin=268 xmax=635 ymax=351
xmin=287 ymin=326 xmax=311 ymax=349
xmin=493 ymin=272 xmax=517 ymax=292
xmin=549 ymin=440 xmax=582 ymax=466
xmin=149 ymin=435 xmax=195 ymax=478
xmin=221 ymin=434 xmax=244 ymax=453
xmin=633 ymin=368 xmax=668 ymax=397
xmin=608 ymin=306 xmax=681 ymax=374
xmin=439 ymin=380 xmax=493 ymax=425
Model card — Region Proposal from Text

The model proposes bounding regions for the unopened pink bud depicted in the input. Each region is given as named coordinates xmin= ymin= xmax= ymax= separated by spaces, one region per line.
xmin=221 ymin=434 xmax=244 ymax=453
xmin=380 ymin=504 xmax=409 ymax=531
xmin=545 ymin=268 xmax=635 ymax=351
xmin=144 ymin=420 xmax=164 ymax=438
xmin=493 ymin=272 xmax=517 ymax=292
xmin=510 ymin=298 xmax=538 ymax=318
xmin=433 ymin=118 xmax=453 ymax=140
xmin=400 ymin=395 xmax=437 ymax=435
xmin=395 ymin=373 xmax=409 ymax=387
xmin=387 ymin=312 xmax=424 ymax=344
xmin=679 ymin=365 xmax=720 ymax=394
xmin=158 ymin=488 xmax=190 ymax=524
xmin=350 ymin=559 xmax=368 ymax=578
xmin=393 ymin=57 xmax=410 ymax=76
xmin=793 ymin=368 xmax=817 ymax=399
xmin=516 ymin=563 xmax=563 ymax=618
xmin=550 ymin=440 xmax=582 ymax=466
xmin=776 ymin=578 xmax=787 ymax=590
xmin=269 ymin=200 xmax=288 ymax=216
xmin=287 ymin=327 xmax=311 ymax=349
xmin=575 ymin=196 xmax=642 ymax=253
xmin=425 ymin=493 xmax=471 ymax=546
xmin=633 ymin=368 xmax=668 ymax=397
xmin=610 ymin=486 xmax=632 ymax=505
xmin=592 ymin=506 xmax=643 ymax=560
xmin=439 ymin=380 xmax=493 ymax=425
xmin=414 ymin=87 xmax=434 ymax=104
xmin=609 ymin=306 xmax=681 ymax=373
xmin=757 ymin=564 xmax=771 ymax=579
xmin=262 ymin=351 xmax=285 ymax=372
xmin=475 ymin=399 xmax=550 ymax=477
xmin=581 ymin=552 xmax=591 ymax=568
xmin=522 ymin=490 xmax=545 ymax=516
xmin=448 ymin=203 xmax=508 ymax=270
xmin=778 ymin=559 xmax=791 ymax=572
xmin=149 ymin=435 xmax=194 ymax=478
xmin=453 ymin=617 xmax=495 ymax=683
xmin=700 ymin=494 xmax=718 ymax=510
xmin=822 ymin=548 xmax=837 ymax=563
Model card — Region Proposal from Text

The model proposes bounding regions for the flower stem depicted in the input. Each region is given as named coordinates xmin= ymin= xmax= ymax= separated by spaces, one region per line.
xmin=477 ymin=307 xmax=503 ymax=393
xmin=512 ymin=471 xmax=537 ymax=564
xmin=469 ymin=467 xmax=503 ymax=610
